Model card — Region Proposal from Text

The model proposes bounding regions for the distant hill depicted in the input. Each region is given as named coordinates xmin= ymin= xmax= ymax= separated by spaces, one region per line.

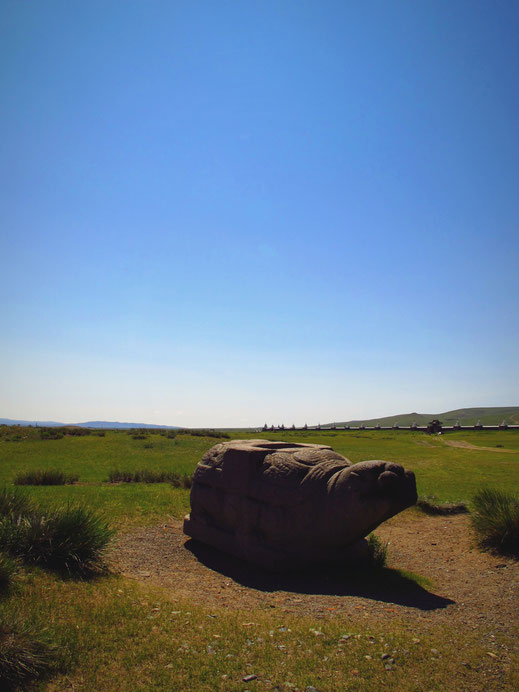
xmin=327 ymin=407 xmax=519 ymax=428
xmin=77 ymin=421 xmax=180 ymax=429
xmin=0 ymin=418 xmax=65 ymax=427
xmin=0 ymin=418 xmax=179 ymax=429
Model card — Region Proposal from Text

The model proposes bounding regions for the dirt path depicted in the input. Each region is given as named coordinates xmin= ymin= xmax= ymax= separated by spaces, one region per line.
xmin=439 ymin=439 xmax=518 ymax=453
xmin=109 ymin=512 xmax=518 ymax=640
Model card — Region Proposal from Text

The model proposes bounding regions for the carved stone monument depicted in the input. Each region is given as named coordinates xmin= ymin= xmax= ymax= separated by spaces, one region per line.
xmin=183 ymin=439 xmax=417 ymax=571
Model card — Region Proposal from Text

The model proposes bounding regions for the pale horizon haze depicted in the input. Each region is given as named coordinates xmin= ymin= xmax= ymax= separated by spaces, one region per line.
xmin=1 ymin=1 xmax=518 ymax=427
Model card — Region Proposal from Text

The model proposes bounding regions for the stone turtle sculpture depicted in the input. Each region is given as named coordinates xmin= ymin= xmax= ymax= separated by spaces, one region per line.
xmin=183 ymin=439 xmax=417 ymax=570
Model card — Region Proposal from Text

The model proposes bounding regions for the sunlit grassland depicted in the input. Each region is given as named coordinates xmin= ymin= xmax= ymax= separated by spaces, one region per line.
xmin=1 ymin=429 xmax=518 ymax=526
xmin=1 ymin=569 xmax=516 ymax=692
xmin=0 ymin=431 xmax=206 ymax=482
xmin=25 ymin=484 xmax=191 ymax=528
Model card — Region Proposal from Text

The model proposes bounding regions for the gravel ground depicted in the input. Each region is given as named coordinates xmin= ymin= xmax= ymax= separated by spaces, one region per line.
xmin=109 ymin=511 xmax=518 ymax=638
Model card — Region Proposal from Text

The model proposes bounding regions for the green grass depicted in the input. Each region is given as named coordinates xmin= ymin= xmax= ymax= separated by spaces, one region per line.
xmin=0 ymin=569 xmax=515 ymax=692
xmin=1 ymin=428 xmax=518 ymax=524
xmin=0 ymin=430 xmax=205 ymax=483
xmin=23 ymin=484 xmax=191 ymax=527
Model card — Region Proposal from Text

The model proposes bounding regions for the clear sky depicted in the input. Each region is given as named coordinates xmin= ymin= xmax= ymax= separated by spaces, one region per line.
xmin=1 ymin=1 xmax=518 ymax=427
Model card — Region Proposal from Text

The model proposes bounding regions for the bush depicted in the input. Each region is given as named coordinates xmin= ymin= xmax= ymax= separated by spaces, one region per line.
xmin=416 ymin=495 xmax=468 ymax=516
xmin=61 ymin=426 xmax=91 ymax=437
xmin=108 ymin=469 xmax=192 ymax=487
xmin=2 ymin=507 xmax=113 ymax=576
xmin=0 ymin=619 xmax=58 ymax=689
xmin=169 ymin=474 xmax=192 ymax=489
xmin=39 ymin=428 xmax=64 ymax=440
xmin=0 ymin=553 xmax=16 ymax=593
xmin=471 ymin=488 xmax=519 ymax=556
xmin=0 ymin=488 xmax=33 ymax=518
xmin=177 ymin=429 xmax=230 ymax=439
xmin=14 ymin=470 xmax=79 ymax=486
xmin=366 ymin=533 xmax=388 ymax=569
xmin=0 ymin=489 xmax=114 ymax=576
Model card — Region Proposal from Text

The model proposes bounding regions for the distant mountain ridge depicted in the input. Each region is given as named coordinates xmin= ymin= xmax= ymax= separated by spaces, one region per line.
xmin=327 ymin=407 xmax=519 ymax=428
xmin=0 ymin=418 xmax=179 ymax=429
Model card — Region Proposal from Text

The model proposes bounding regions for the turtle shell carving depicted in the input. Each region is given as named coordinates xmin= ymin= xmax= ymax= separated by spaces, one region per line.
xmin=183 ymin=439 xmax=417 ymax=570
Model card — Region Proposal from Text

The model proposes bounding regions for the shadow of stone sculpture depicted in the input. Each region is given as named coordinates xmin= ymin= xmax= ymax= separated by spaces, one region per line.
xmin=183 ymin=439 xmax=417 ymax=571
xmin=184 ymin=538 xmax=455 ymax=612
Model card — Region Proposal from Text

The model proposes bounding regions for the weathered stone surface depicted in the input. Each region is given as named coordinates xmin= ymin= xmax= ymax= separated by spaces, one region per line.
xmin=183 ymin=439 xmax=417 ymax=570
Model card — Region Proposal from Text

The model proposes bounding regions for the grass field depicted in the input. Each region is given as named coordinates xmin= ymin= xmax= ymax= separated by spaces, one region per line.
xmin=1 ymin=427 xmax=518 ymax=525
xmin=1 ymin=426 xmax=518 ymax=690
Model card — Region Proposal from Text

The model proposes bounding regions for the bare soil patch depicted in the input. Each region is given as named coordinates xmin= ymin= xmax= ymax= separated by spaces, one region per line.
xmin=440 ymin=439 xmax=518 ymax=453
xmin=109 ymin=511 xmax=518 ymax=639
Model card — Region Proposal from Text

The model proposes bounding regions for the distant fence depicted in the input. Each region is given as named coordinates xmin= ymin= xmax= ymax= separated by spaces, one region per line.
xmin=262 ymin=424 xmax=519 ymax=434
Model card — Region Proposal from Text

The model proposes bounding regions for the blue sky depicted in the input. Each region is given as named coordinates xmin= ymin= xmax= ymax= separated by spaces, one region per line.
xmin=1 ymin=1 xmax=518 ymax=426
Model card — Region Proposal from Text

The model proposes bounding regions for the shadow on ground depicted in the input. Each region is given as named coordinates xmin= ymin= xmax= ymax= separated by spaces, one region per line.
xmin=185 ymin=539 xmax=455 ymax=611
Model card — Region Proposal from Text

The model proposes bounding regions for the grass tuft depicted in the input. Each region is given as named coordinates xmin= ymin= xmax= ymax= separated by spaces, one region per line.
xmin=366 ymin=533 xmax=388 ymax=569
xmin=471 ymin=487 xmax=519 ymax=556
xmin=416 ymin=495 xmax=468 ymax=515
xmin=177 ymin=428 xmax=230 ymax=439
xmin=108 ymin=469 xmax=192 ymax=487
xmin=14 ymin=469 xmax=79 ymax=486
xmin=0 ymin=553 xmax=17 ymax=593
xmin=0 ymin=619 xmax=58 ymax=689
xmin=1 ymin=507 xmax=114 ymax=576
xmin=0 ymin=488 xmax=114 ymax=576
xmin=0 ymin=487 xmax=33 ymax=517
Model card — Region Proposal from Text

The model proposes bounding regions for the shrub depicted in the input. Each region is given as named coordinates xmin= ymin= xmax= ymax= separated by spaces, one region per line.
xmin=61 ymin=426 xmax=91 ymax=437
xmin=0 ymin=494 xmax=114 ymax=576
xmin=0 ymin=488 xmax=33 ymax=518
xmin=9 ymin=507 xmax=113 ymax=575
xmin=14 ymin=470 xmax=79 ymax=486
xmin=0 ymin=553 xmax=16 ymax=593
xmin=471 ymin=488 xmax=519 ymax=556
xmin=169 ymin=474 xmax=192 ymax=489
xmin=108 ymin=469 xmax=192 ymax=487
xmin=39 ymin=428 xmax=64 ymax=440
xmin=416 ymin=495 xmax=468 ymax=516
xmin=177 ymin=429 xmax=230 ymax=439
xmin=0 ymin=619 xmax=58 ymax=689
xmin=366 ymin=533 xmax=388 ymax=569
